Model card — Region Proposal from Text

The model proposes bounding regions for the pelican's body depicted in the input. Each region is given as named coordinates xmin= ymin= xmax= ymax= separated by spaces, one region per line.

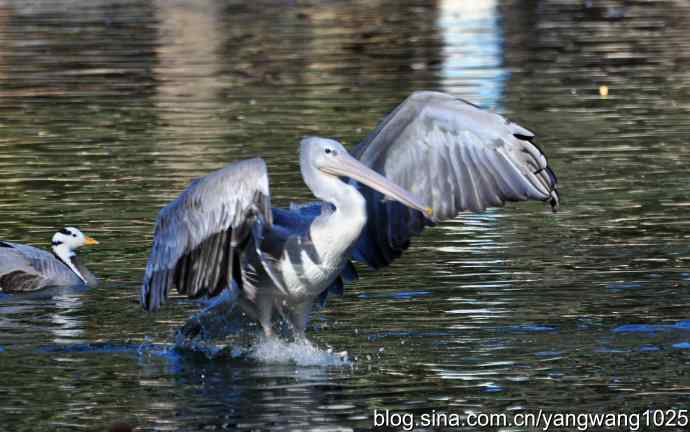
xmin=0 ymin=228 xmax=99 ymax=292
xmin=239 ymin=178 xmax=371 ymax=333
xmin=142 ymin=91 xmax=560 ymax=337
xmin=280 ymin=199 xmax=364 ymax=299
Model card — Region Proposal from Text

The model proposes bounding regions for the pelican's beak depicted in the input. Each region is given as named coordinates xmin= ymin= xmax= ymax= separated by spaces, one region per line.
xmin=320 ymin=152 xmax=433 ymax=219
xmin=84 ymin=236 xmax=99 ymax=246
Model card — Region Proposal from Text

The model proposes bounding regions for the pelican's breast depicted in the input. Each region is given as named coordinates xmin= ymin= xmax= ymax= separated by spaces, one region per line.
xmin=272 ymin=184 xmax=368 ymax=303
xmin=276 ymin=234 xmax=346 ymax=303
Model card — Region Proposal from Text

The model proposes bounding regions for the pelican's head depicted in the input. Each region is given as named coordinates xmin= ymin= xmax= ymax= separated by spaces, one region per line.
xmin=51 ymin=227 xmax=99 ymax=254
xmin=300 ymin=136 xmax=349 ymax=170
xmin=300 ymin=136 xmax=432 ymax=218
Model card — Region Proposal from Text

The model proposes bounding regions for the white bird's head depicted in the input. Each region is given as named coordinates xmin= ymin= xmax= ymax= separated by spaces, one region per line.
xmin=51 ymin=227 xmax=99 ymax=253
xmin=50 ymin=227 xmax=99 ymax=285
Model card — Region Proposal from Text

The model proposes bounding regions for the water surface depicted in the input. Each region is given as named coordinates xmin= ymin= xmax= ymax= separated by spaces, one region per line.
xmin=1 ymin=0 xmax=689 ymax=430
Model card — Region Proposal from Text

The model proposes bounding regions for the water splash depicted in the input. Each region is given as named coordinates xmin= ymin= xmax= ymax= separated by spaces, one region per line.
xmin=173 ymin=323 xmax=351 ymax=367
xmin=248 ymin=337 xmax=351 ymax=367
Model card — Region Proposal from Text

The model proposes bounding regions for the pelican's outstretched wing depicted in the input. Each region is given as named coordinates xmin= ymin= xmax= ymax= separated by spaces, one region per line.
xmin=351 ymin=91 xmax=559 ymax=268
xmin=141 ymin=158 xmax=272 ymax=311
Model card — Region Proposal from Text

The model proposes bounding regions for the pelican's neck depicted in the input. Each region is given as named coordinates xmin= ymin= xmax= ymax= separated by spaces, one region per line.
xmin=306 ymin=171 xmax=368 ymax=263
xmin=329 ymin=181 xmax=367 ymax=220
xmin=52 ymin=244 xmax=87 ymax=284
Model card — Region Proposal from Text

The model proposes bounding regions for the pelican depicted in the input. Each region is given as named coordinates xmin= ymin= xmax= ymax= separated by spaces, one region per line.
xmin=0 ymin=227 xmax=99 ymax=292
xmin=141 ymin=91 xmax=559 ymax=337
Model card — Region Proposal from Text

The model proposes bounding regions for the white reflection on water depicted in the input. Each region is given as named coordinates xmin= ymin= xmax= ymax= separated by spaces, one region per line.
xmin=50 ymin=292 xmax=86 ymax=343
xmin=153 ymin=0 xmax=230 ymax=183
xmin=0 ymin=286 xmax=87 ymax=347
xmin=439 ymin=0 xmax=505 ymax=107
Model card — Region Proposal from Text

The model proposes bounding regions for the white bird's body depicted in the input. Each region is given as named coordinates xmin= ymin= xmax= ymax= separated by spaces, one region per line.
xmin=0 ymin=228 xmax=99 ymax=292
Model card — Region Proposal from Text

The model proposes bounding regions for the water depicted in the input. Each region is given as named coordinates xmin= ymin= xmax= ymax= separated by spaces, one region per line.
xmin=1 ymin=0 xmax=689 ymax=430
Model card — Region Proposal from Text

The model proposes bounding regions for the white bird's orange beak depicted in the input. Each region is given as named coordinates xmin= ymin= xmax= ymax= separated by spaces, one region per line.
xmin=84 ymin=236 xmax=99 ymax=246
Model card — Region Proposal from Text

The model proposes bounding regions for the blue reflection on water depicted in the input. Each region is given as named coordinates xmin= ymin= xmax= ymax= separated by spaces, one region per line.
xmin=607 ymin=282 xmax=643 ymax=292
xmin=612 ymin=320 xmax=690 ymax=334
xmin=358 ymin=290 xmax=433 ymax=300
xmin=505 ymin=324 xmax=558 ymax=333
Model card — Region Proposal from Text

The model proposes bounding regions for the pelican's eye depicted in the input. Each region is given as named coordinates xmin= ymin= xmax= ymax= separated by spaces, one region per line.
xmin=325 ymin=148 xmax=331 ymax=154
xmin=325 ymin=148 xmax=337 ymax=155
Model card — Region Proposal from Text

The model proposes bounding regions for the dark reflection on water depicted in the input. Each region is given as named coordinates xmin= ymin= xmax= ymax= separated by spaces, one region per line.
xmin=1 ymin=0 xmax=689 ymax=430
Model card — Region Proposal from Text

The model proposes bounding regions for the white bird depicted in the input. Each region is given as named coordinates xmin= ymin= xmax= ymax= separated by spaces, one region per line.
xmin=141 ymin=91 xmax=559 ymax=338
xmin=0 ymin=227 xmax=99 ymax=292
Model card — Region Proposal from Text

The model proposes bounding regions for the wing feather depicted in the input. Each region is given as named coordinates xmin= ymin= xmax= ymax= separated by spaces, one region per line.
xmin=351 ymin=91 xmax=560 ymax=268
xmin=141 ymin=158 xmax=272 ymax=311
